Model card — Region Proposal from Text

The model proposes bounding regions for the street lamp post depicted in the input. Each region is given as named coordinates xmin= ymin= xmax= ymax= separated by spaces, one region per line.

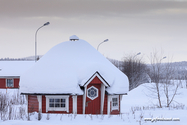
xmin=97 ymin=39 xmax=108 ymax=51
xmin=35 ymin=22 xmax=50 ymax=62
xmin=131 ymin=52 xmax=141 ymax=87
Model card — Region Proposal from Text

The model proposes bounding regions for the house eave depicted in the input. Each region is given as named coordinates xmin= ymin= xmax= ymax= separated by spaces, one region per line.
xmin=0 ymin=76 xmax=20 ymax=78
xmin=106 ymin=93 xmax=128 ymax=95
xmin=21 ymin=93 xmax=83 ymax=96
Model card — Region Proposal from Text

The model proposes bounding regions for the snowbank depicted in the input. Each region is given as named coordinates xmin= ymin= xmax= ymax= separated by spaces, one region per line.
xmin=121 ymin=81 xmax=187 ymax=112
xmin=1 ymin=81 xmax=187 ymax=125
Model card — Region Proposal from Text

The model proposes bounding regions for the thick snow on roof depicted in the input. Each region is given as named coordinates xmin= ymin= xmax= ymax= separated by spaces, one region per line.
xmin=20 ymin=39 xmax=129 ymax=95
xmin=0 ymin=61 xmax=35 ymax=77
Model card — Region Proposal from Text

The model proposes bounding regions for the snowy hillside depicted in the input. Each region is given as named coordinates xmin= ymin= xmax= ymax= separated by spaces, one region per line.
xmin=1 ymin=80 xmax=187 ymax=125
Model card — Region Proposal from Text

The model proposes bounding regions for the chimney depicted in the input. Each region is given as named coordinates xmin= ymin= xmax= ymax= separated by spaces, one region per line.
xmin=69 ymin=35 xmax=79 ymax=41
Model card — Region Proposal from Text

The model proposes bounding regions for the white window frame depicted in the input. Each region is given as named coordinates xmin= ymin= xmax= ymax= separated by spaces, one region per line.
xmin=45 ymin=95 xmax=69 ymax=112
xmin=111 ymin=95 xmax=119 ymax=111
xmin=6 ymin=78 xmax=14 ymax=87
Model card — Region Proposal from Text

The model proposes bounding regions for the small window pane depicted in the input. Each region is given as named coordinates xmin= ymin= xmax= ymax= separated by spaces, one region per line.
xmin=55 ymin=99 xmax=60 ymax=102
xmin=55 ymin=104 xmax=60 ymax=107
xmin=113 ymin=102 xmax=118 ymax=106
xmin=49 ymin=99 xmax=54 ymax=102
xmin=49 ymin=104 xmax=54 ymax=107
xmin=61 ymin=99 xmax=65 ymax=103
xmin=61 ymin=104 xmax=65 ymax=107
xmin=112 ymin=98 xmax=117 ymax=102
xmin=7 ymin=79 xmax=13 ymax=87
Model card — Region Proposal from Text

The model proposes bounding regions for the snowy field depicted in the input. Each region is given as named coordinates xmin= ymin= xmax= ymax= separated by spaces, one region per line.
xmin=0 ymin=81 xmax=187 ymax=125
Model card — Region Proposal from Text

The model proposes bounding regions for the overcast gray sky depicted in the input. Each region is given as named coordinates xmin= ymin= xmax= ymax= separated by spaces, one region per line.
xmin=0 ymin=0 xmax=187 ymax=62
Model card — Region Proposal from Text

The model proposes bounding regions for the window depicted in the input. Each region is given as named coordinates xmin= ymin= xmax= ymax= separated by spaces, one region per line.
xmin=45 ymin=96 xmax=69 ymax=112
xmin=111 ymin=95 xmax=119 ymax=110
xmin=87 ymin=86 xmax=98 ymax=100
xmin=49 ymin=98 xmax=66 ymax=108
xmin=6 ymin=79 xmax=14 ymax=87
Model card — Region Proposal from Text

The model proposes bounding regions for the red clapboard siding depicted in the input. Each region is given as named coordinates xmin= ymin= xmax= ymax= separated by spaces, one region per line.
xmin=69 ymin=96 xmax=73 ymax=113
xmin=103 ymin=94 xmax=108 ymax=114
xmin=14 ymin=78 xmax=19 ymax=88
xmin=85 ymin=83 xmax=101 ymax=114
xmin=90 ymin=76 xmax=102 ymax=84
xmin=110 ymin=95 xmax=120 ymax=115
xmin=42 ymin=95 xmax=46 ymax=113
xmin=28 ymin=95 xmax=39 ymax=113
xmin=0 ymin=78 xmax=19 ymax=89
xmin=0 ymin=79 xmax=6 ymax=88
xmin=77 ymin=95 xmax=83 ymax=114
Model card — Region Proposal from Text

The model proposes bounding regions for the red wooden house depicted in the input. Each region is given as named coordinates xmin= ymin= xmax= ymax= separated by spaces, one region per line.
xmin=20 ymin=36 xmax=129 ymax=115
xmin=0 ymin=61 xmax=34 ymax=89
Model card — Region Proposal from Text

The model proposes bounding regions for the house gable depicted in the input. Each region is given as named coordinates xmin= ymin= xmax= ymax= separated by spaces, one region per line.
xmin=83 ymin=72 xmax=110 ymax=87
xmin=82 ymin=72 xmax=110 ymax=114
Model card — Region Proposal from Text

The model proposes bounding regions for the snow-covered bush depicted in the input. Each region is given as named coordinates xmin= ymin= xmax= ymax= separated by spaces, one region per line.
xmin=0 ymin=92 xmax=8 ymax=120
xmin=0 ymin=90 xmax=27 ymax=121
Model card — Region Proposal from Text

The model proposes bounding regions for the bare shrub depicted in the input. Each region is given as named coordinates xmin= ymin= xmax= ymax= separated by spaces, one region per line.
xmin=46 ymin=113 xmax=50 ymax=120
xmin=38 ymin=111 xmax=42 ymax=120
xmin=8 ymin=104 xmax=13 ymax=120
xmin=138 ymin=112 xmax=144 ymax=125
xmin=19 ymin=106 xmax=26 ymax=120
xmin=122 ymin=53 xmax=149 ymax=90
xmin=0 ymin=93 xmax=8 ymax=120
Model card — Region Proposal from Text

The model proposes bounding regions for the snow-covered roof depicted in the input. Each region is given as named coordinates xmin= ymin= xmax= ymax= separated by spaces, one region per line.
xmin=0 ymin=61 xmax=35 ymax=77
xmin=20 ymin=38 xmax=129 ymax=95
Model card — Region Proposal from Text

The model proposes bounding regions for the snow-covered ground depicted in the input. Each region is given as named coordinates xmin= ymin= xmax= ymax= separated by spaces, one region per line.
xmin=0 ymin=81 xmax=187 ymax=125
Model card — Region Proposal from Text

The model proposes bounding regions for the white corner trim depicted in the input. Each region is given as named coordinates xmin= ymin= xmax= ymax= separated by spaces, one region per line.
xmin=45 ymin=95 xmax=69 ymax=112
xmin=120 ymin=95 xmax=123 ymax=101
xmin=37 ymin=95 xmax=42 ymax=112
xmin=83 ymin=86 xmax=87 ymax=114
xmin=107 ymin=95 xmax=111 ymax=115
xmin=25 ymin=95 xmax=28 ymax=113
xmin=72 ymin=96 xmax=77 ymax=114
xmin=100 ymin=84 xmax=105 ymax=114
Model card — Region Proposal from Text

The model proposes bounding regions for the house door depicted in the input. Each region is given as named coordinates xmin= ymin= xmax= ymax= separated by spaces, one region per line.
xmin=85 ymin=84 xmax=101 ymax=114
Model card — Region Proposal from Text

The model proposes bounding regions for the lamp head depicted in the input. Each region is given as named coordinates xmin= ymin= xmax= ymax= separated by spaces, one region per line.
xmin=44 ymin=22 xmax=50 ymax=26
xmin=137 ymin=52 xmax=141 ymax=55
xmin=104 ymin=39 xmax=108 ymax=42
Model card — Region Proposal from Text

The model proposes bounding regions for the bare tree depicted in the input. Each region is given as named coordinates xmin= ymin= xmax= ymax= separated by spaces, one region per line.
xmin=161 ymin=60 xmax=180 ymax=107
xmin=121 ymin=53 xmax=149 ymax=91
xmin=147 ymin=50 xmax=166 ymax=108
xmin=147 ymin=50 xmax=180 ymax=108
